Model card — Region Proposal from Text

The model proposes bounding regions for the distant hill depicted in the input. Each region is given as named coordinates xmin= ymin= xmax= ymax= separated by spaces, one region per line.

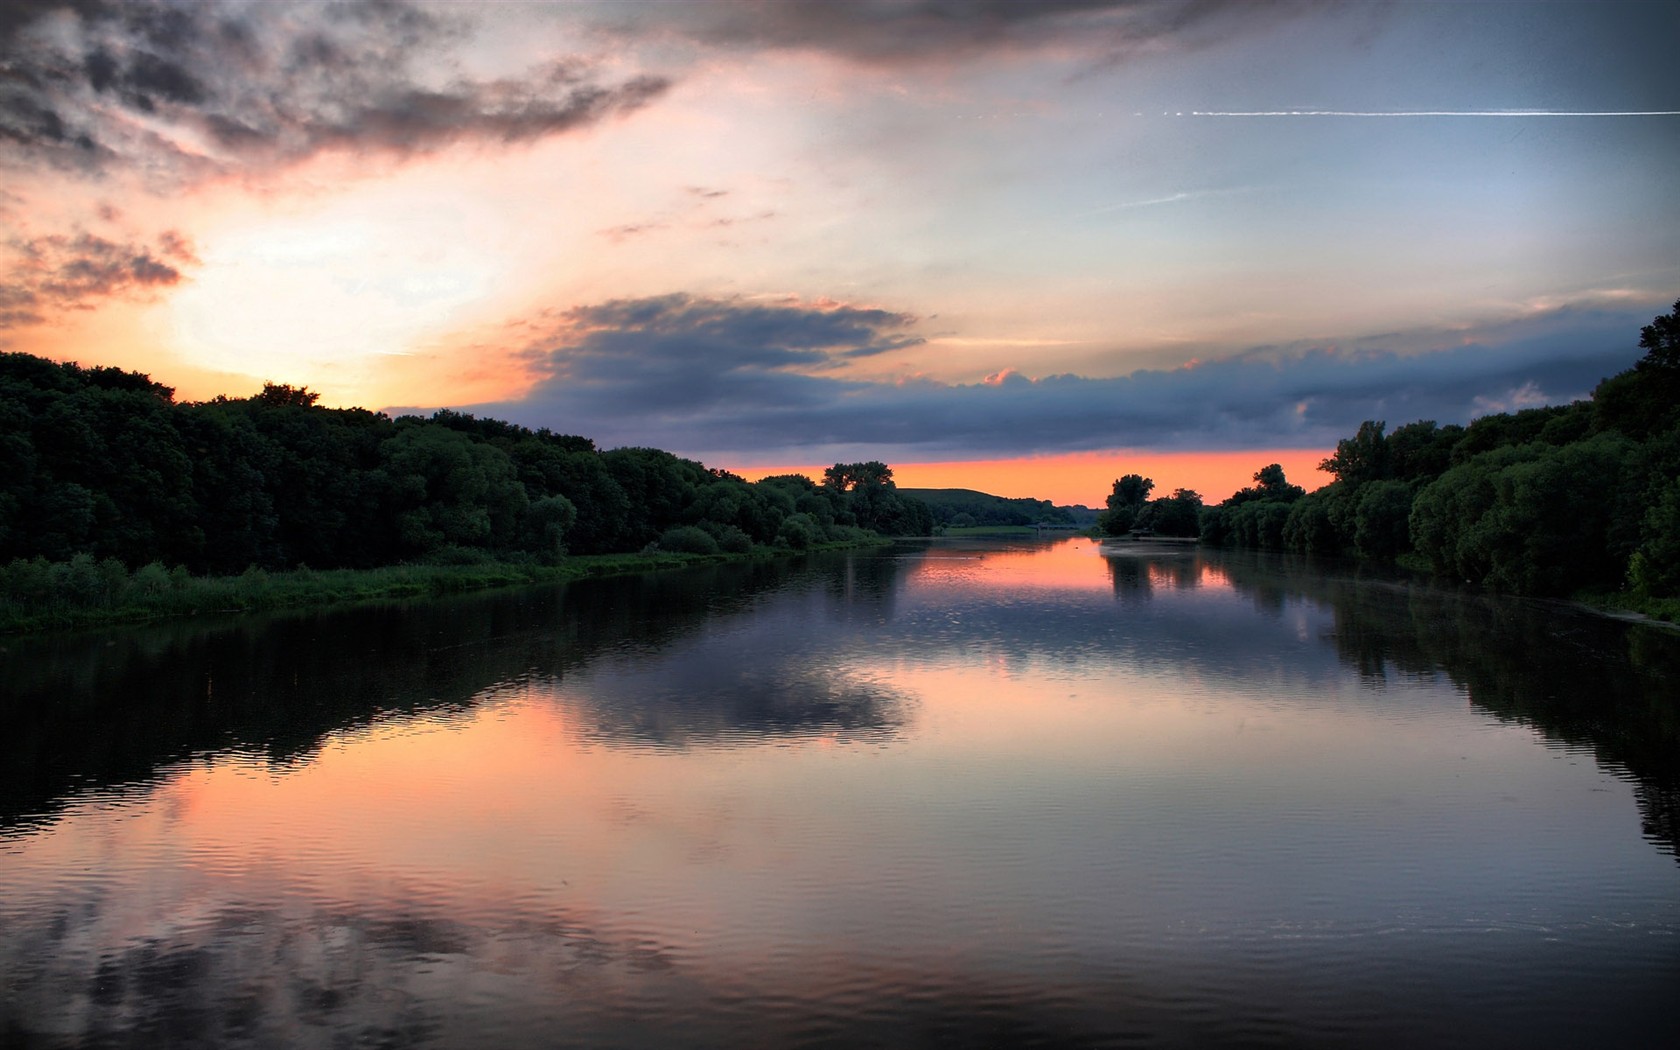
xmin=902 ymin=488 xmax=1088 ymax=528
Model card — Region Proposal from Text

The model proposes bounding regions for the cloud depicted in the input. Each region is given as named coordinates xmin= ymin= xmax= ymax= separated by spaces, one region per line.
xmin=0 ymin=0 xmax=669 ymax=182
xmin=592 ymin=0 xmax=1316 ymax=67
xmin=0 ymin=227 xmax=196 ymax=328
xmin=433 ymin=294 xmax=1658 ymax=461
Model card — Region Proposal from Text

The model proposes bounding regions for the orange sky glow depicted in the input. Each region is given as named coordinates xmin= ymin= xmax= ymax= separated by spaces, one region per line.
xmin=739 ymin=449 xmax=1332 ymax=507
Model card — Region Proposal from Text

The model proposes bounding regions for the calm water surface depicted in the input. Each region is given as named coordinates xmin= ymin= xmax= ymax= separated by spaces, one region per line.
xmin=3 ymin=538 xmax=1678 ymax=1048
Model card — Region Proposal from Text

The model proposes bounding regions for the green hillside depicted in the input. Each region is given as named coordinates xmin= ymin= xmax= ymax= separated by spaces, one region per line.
xmin=903 ymin=488 xmax=1077 ymax=528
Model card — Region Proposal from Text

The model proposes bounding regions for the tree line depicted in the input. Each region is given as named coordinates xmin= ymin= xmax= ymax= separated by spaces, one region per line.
xmin=904 ymin=488 xmax=1078 ymax=529
xmin=1101 ymin=299 xmax=1680 ymax=604
xmin=0 ymin=352 xmax=933 ymax=580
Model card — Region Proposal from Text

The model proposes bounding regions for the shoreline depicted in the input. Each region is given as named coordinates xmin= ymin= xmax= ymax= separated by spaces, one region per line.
xmin=0 ymin=538 xmax=893 ymax=637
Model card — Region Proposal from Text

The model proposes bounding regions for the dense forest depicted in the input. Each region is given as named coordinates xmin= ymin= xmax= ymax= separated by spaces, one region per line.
xmin=0 ymin=352 xmax=933 ymax=586
xmin=1102 ymin=299 xmax=1680 ymax=609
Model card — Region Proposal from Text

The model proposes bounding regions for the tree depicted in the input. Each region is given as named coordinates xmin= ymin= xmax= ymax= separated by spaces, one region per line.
xmin=1594 ymin=298 xmax=1680 ymax=438
xmin=522 ymin=494 xmax=577 ymax=563
xmin=1637 ymin=297 xmax=1680 ymax=372
xmin=253 ymin=382 xmax=321 ymax=408
xmin=1143 ymin=488 xmax=1202 ymax=537
xmin=822 ymin=461 xmax=894 ymax=492
xmin=1227 ymin=463 xmax=1305 ymax=506
xmin=1387 ymin=420 xmax=1464 ymax=481
xmin=1352 ymin=480 xmax=1414 ymax=561
xmin=1628 ymin=476 xmax=1680 ymax=596
xmin=1410 ymin=435 xmax=1639 ymax=594
xmin=1282 ymin=491 xmax=1342 ymax=555
xmin=1100 ymin=474 xmax=1154 ymax=535
xmin=817 ymin=462 xmax=931 ymax=535
xmin=381 ymin=425 xmax=527 ymax=556
xmin=1320 ymin=421 xmax=1389 ymax=485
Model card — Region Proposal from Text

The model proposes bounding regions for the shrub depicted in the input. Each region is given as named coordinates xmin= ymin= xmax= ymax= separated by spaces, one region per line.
xmin=657 ymin=525 xmax=720 ymax=555
xmin=712 ymin=525 xmax=753 ymax=554
xmin=132 ymin=561 xmax=172 ymax=596
xmin=778 ymin=513 xmax=816 ymax=550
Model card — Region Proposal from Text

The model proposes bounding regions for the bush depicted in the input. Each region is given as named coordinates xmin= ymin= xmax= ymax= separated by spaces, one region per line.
xmin=778 ymin=513 xmax=816 ymax=550
xmin=422 ymin=544 xmax=493 ymax=566
xmin=711 ymin=524 xmax=753 ymax=554
xmin=132 ymin=561 xmax=172 ymax=597
xmin=56 ymin=553 xmax=106 ymax=606
xmin=1 ymin=557 xmax=53 ymax=605
xmin=1628 ymin=476 xmax=1680 ymax=597
xmin=657 ymin=525 xmax=720 ymax=555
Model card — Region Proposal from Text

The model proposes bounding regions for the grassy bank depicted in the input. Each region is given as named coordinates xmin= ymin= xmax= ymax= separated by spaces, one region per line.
xmin=1572 ymin=590 xmax=1680 ymax=626
xmin=0 ymin=538 xmax=892 ymax=635
xmin=938 ymin=525 xmax=1041 ymax=537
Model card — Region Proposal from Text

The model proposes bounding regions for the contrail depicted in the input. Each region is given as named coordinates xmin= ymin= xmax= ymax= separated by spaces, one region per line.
xmin=1190 ymin=110 xmax=1680 ymax=117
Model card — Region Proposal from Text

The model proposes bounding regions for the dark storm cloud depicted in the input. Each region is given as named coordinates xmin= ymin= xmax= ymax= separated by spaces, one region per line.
xmin=595 ymin=0 xmax=1319 ymax=66
xmin=0 ymin=0 xmax=669 ymax=180
xmin=0 ymin=228 xmax=196 ymax=328
xmin=447 ymin=295 xmax=1655 ymax=459
xmin=523 ymin=291 xmax=924 ymax=387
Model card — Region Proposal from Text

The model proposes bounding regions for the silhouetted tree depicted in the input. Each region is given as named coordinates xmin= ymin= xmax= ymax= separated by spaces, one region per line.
xmin=1100 ymin=473 xmax=1154 ymax=535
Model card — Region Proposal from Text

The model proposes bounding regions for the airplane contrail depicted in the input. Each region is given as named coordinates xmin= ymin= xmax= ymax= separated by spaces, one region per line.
xmin=1190 ymin=110 xmax=1680 ymax=117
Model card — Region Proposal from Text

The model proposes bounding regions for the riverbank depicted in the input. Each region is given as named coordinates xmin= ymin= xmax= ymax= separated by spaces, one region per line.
xmin=0 ymin=538 xmax=894 ymax=635
xmin=1570 ymin=591 xmax=1680 ymax=629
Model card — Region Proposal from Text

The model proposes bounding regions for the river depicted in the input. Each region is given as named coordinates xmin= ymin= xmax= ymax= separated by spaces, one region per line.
xmin=2 ymin=537 xmax=1677 ymax=1048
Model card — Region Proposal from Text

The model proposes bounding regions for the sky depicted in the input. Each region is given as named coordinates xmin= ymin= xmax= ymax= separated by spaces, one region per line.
xmin=1 ymin=0 xmax=1676 ymax=505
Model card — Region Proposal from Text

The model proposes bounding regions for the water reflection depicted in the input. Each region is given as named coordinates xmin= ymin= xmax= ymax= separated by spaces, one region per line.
xmin=1106 ymin=543 xmax=1203 ymax=599
xmin=0 ymin=555 xmax=908 ymax=833
xmin=1209 ymin=549 xmax=1680 ymax=861
xmin=3 ymin=538 xmax=1678 ymax=1048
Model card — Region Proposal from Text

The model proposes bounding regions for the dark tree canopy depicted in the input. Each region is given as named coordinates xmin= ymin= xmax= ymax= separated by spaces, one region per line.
xmin=1200 ymin=298 xmax=1680 ymax=600
xmin=0 ymin=354 xmax=932 ymax=576
xmin=1320 ymin=421 xmax=1390 ymax=485
xmin=1098 ymin=473 xmax=1155 ymax=535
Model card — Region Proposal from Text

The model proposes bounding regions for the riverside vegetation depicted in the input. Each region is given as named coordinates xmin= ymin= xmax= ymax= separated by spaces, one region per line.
xmin=1098 ymin=299 xmax=1680 ymax=621
xmin=10 ymin=299 xmax=1678 ymax=632
xmin=0 ymin=357 xmax=933 ymax=632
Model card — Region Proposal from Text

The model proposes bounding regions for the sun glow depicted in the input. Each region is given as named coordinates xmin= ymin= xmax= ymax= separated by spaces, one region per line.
xmin=738 ymin=449 xmax=1334 ymax=507
xmin=167 ymin=214 xmax=502 ymax=387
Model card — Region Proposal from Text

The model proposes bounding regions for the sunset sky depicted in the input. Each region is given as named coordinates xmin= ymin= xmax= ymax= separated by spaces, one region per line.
xmin=2 ymin=0 xmax=1676 ymax=505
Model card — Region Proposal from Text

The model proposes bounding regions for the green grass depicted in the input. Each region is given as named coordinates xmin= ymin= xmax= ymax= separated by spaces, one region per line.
xmin=0 ymin=537 xmax=894 ymax=635
xmin=1572 ymin=589 xmax=1680 ymax=626
xmin=939 ymin=525 xmax=1041 ymax=536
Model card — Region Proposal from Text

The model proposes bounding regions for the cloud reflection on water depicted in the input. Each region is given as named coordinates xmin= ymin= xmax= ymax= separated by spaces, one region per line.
xmin=3 ymin=538 xmax=1680 ymax=1048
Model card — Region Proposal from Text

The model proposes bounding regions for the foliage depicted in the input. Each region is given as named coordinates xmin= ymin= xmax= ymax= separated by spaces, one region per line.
xmin=657 ymin=525 xmax=721 ymax=555
xmin=0 ymin=352 xmax=933 ymax=629
xmin=1410 ymin=435 xmax=1643 ymax=594
xmin=1280 ymin=490 xmax=1342 ymax=555
xmin=1593 ymin=297 xmax=1680 ymax=439
xmin=904 ymin=488 xmax=1073 ymax=528
xmin=819 ymin=461 xmax=934 ymax=536
xmin=1628 ymin=475 xmax=1680 ymax=597
xmin=1138 ymin=488 xmax=1203 ymax=537
xmin=1352 ymin=480 xmax=1415 ymax=562
xmin=1199 ymin=464 xmax=1310 ymax=549
xmin=1098 ymin=473 xmax=1154 ymax=535
xmin=1320 ymin=421 xmax=1390 ymax=486
xmin=1226 ymin=463 xmax=1305 ymax=506
xmin=1196 ymin=298 xmax=1680 ymax=604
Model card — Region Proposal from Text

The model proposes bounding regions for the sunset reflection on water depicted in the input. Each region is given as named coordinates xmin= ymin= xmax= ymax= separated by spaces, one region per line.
xmin=3 ymin=539 xmax=1677 ymax=1048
